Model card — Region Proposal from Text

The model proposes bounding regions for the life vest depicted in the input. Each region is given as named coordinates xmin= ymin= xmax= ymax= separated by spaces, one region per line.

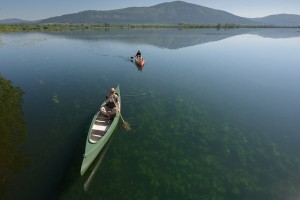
xmin=106 ymin=94 xmax=118 ymax=108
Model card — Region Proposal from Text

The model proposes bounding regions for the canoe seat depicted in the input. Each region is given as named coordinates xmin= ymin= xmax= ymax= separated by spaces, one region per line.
xmin=89 ymin=124 xmax=108 ymax=143
xmin=92 ymin=124 xmax=106 ymax=131
xmin=89 ymin=114 xmax=112 ymax=143
xmin=97 ymin=116 xmax=112 ymax=123
xmin=95 ymin=120 xmax=105 ymax=123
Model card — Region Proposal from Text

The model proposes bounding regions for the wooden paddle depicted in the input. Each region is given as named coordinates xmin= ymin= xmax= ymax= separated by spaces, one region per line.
xmin=120 ymin=113 xmax=131 ymax=131
xmin=111 ymin=95 xmax=132 ymax=131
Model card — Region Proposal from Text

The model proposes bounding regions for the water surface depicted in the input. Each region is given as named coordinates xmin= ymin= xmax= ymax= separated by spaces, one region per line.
xmin=1 ymin=28 xmax=300 ymax=200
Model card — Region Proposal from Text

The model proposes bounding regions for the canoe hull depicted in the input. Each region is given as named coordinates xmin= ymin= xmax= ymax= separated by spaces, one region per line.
xmin=80 ymin=125 xmax=114 ymax=175
xmin=80 ymin=86 xmax=120 ymax=175
xmin=135 ymin=57 xmax=145 ymax=66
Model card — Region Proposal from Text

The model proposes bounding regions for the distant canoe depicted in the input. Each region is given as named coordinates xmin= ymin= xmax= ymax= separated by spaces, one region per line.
xmin=135 ymin=57 xmax=145 ymax=66
xmin=80 ymin=85 xmax=121 ymax=175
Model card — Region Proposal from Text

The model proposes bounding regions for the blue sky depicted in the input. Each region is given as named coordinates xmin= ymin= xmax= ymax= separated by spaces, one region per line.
xmin=1 ymin=0 xmax=300 ymax=20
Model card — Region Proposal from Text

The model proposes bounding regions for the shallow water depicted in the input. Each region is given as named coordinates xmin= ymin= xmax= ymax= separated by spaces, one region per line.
xmin=1 ymin=28 xmax=300 ymax=200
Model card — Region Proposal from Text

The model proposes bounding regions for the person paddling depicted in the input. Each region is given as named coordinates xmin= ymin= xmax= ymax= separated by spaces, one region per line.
xmin=100 ymin=88 xmax=120 ymax=119
xmin=136 ymin=50 xmax=142 ymax=58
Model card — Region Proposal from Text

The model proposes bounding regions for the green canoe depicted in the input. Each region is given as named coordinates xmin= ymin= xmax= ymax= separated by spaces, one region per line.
xmin=80 ymin=85 xmax=121 ymax=175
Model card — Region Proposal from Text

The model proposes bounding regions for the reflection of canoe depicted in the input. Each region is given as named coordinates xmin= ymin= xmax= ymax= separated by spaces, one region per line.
xmin=135 ymin=57 xmax=145 ymax=66
xmin=80 ymin=85 xmax=121 ymax=175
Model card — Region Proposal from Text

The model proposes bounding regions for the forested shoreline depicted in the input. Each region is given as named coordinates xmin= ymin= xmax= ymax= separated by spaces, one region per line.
xmin=0 ymin=23 xmax=297 ymax=32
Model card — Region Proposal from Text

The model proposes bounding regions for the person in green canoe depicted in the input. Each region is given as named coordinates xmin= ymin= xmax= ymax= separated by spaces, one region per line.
xmin=100 ymin=88 xmax=120 ymax=119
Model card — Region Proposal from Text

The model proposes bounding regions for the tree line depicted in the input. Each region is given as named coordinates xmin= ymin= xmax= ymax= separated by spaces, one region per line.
xmin=0 ymin=23 xmax=295 ymax=32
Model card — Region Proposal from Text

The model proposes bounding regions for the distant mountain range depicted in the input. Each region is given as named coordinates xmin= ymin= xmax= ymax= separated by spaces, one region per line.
xmin=251 ymin=14 xmax=300 ymax=26
xmin=0 ymin=18 xmax=33 ymax=24
xmin=1 ymin=1 xmax=300 ymax=26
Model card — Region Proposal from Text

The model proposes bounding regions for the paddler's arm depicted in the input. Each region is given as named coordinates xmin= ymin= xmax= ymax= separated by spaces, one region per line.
xmin=112 ymin=97 xmax=120 ymax=113
xmin=116 ymin=100 xmax=120 ymax=113
xmin=100 ymin=98 xmax=109 ymax=109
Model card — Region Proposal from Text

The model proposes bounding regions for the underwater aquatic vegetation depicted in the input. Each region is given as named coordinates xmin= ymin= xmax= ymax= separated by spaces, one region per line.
xmin=52 ymin=94 xmax=60 ymax=104
xmin=68 ymin=88 xmax=300 ymax=200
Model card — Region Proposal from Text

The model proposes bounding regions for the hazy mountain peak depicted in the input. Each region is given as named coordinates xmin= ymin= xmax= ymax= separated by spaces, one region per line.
xmin=0 ymin=18 xmax=31 ymax=24
xmin=1 ymin=1 xmax=299 ymax=26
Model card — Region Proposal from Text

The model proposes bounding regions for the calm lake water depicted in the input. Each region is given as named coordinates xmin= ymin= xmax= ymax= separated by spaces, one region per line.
xmin=1 ymin=28 xmax=300 ymax=200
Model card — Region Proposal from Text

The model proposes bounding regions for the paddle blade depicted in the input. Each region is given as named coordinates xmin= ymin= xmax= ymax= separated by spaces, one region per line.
xmin=120 ymin=114 xmax=131 ymax=131
xmin=123 ymin=121 xmax=132 ymax=131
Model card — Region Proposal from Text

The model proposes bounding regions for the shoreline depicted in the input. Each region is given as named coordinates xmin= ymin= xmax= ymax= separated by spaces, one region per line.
xmin=1 ymin=23 xmax=299 ymax=33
